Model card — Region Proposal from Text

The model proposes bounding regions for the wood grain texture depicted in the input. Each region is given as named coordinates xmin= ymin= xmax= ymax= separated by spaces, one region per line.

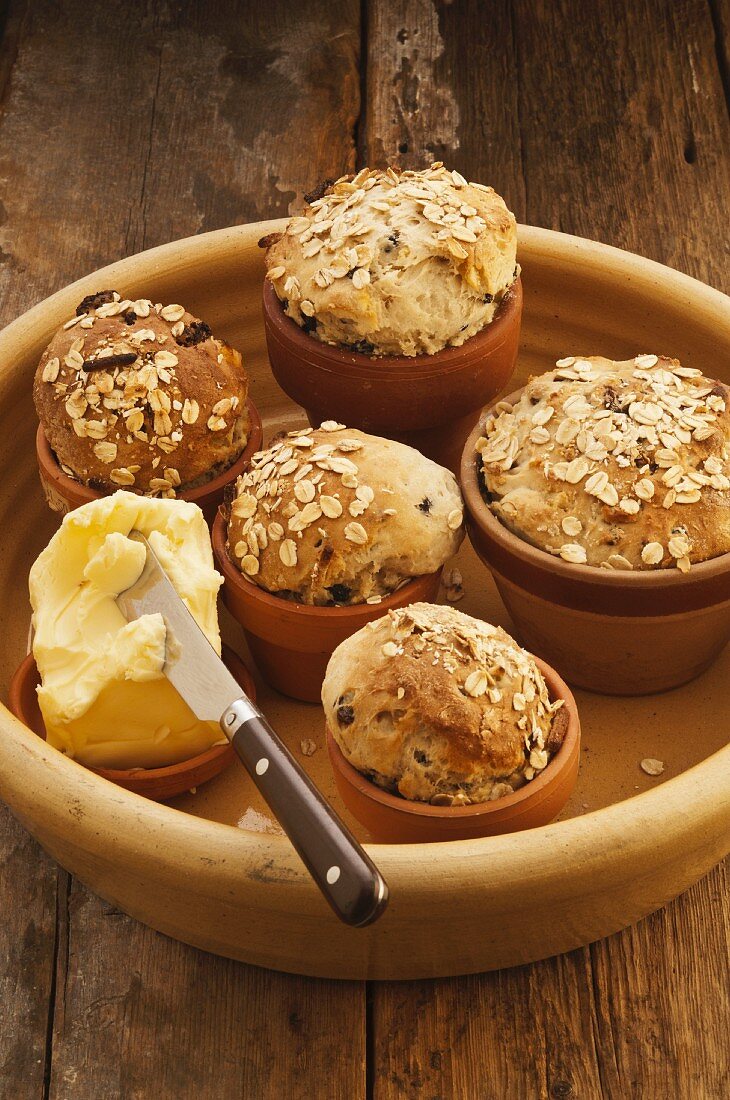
xmin=372 ymin=865 xmax=730 ymax=1099
xmin=46 ymin=881 xmax=364 ymax=1100
xmin=0 ymin=0 xmax=360 ymax=324
xmin=372 ymin=952 xmax=607 ymax=1099
xmin=0 ymin=2 xmax=363 ymax=1098
xmin=507 ymin=0 xmax=730 ymax=286
xmin=708 ymin=0 xmax=730 ymax=111
xmin=589 ymin=862 xmax=730 ymax=1098
xmin=0 ymin=818 xmax=59 ymax=1098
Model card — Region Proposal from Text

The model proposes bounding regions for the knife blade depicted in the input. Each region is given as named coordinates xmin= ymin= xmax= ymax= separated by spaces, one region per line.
xmin=116 ymin=532 xmax=243 ymax=722
xmin=115 ymin=530 xmax=388 ymax=927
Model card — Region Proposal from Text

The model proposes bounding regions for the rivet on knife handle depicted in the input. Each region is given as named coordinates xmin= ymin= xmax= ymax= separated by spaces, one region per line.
xmin=222 ymin=698 xmax=389 ymax=927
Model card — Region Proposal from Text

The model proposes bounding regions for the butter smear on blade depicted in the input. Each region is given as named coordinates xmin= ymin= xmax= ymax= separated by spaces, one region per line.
xmin=29 ymin=491 xmax=224 ymax=769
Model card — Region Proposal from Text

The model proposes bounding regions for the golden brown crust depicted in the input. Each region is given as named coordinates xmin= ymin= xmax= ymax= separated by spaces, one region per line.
xmin=226 ymin=424 xmax=464 ymax=604
xmin=321 ymin=604 xmax=564 ymax=804
xmin=34 ymin=293 xmax=250 ymax=496
xmin=264 ymin=163 xmax=518 ymax=357
xmin=477 ymin=355 xmax=730 ymax=571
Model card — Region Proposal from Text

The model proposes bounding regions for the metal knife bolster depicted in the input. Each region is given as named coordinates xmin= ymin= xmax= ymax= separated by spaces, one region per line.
xmin=221 ymin=697 xmax=261 ymax=736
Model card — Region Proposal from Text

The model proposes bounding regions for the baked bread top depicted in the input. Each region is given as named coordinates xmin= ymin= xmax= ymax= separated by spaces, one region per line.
xmin=263 ymin=164 xmax=518 ymax=358
xmin=322 ymin=603 xmax=566 ymax=805
xmin=34 ymin=291 xmax=250 ymax=495
xmin=226 ymin=424 xmax=464 ymax=605
xmin=476 ymin=355 xmax=730 ymax=571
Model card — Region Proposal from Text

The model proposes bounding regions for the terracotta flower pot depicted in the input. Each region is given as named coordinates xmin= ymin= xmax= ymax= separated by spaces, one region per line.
xmin=8 ymin=644 xmax=255 ymax=801
xmin=461 ymin=393 xmax=730 ymax=695
xmin=212 ymin=511 xmax=443 ymax=702
xmin=36 ymin=397 xmax=263 ymax=526
xmin=326 ymin=656 xmax=580 ymax=843
xmin=262 ymin=277 xmax=522 ymax=472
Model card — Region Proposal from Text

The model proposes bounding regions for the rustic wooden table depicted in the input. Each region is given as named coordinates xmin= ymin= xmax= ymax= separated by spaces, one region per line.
xmin=0 ymin=2 xmax=728 ymax=1096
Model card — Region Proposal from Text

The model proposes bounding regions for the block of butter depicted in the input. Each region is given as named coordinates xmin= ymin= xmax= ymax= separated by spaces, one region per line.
xmin=29 ymin=491 xmax=224 ymax=769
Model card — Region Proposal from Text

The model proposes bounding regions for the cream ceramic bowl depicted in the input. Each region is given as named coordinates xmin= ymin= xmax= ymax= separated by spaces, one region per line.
xmin=0 ymin=221 xmax=728 ymax=980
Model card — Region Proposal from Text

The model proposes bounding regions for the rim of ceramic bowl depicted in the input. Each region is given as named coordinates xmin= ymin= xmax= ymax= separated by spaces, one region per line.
xmin=262 ymin=276 xmax=523 ymax=381
xmin=0 ymin=220 xmax=727 ymax=979
xmin=211 ymin=508 xmax=443 ymax=622
xmin=461 ymin=387 xmax=730 ymax=594
xmin=7 ymin=643 xmax=255 ymax=784
xmin=325 ymin=655 xmax=579 ymax=821
xmin=36 ymin=395 xmax=263 ymax=507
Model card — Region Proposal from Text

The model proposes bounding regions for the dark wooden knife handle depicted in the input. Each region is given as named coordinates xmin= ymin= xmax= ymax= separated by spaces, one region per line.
xmin=221 ymin=698 xmax=388 ymax=927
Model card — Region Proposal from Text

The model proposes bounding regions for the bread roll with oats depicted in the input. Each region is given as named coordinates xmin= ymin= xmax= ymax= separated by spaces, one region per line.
xmin=262 ymin=163 xmax=517 ymax=358
xmin=477 ymin=354 xmax=730 ymax=571
xmin=34 ymin=290 xmax=250 ymax=496
xmin=225 ymin=424 xmax=464 ymax=605
xmin=322 ymin=603 xmax=566 ymax=805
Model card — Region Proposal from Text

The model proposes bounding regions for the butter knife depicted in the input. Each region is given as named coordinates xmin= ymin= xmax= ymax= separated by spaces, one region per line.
xmin=115 ymin=530 xmax=388 ymax=927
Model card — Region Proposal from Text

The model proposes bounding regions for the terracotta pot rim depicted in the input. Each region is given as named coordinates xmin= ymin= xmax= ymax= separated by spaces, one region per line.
xmin=211 ymin=509 xmax=442 ymax=620
xmin=262 ymin=276 xmax=523 ymax=380
xmin=35 ymin=395 xmax=263 ymax=507
xmin=461 ymin=388 xmax=730 ymax=591
xmin=326 ymin=655 xmax=580 ymax=822
xmin=8 ymin=643 xmax=254 ymax=783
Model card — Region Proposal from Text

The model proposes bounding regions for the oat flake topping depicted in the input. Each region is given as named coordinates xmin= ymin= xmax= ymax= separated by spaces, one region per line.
xmin=263 ymin=164 xmax=518 ymax=358
xmin=227 ymin=425 xmax=464 ymax=605
xmin=35 ymin=292 xmax=248 ymax=496
xmin=476 ymin=355 xmax=730 ymax=571
xmin=323 ymin=603 xmax=566 ymax=805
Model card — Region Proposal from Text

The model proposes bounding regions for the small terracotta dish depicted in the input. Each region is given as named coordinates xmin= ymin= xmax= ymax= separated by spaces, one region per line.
xmin=36 ymin=397 xmax=263 ymax=525
xmin=461 ymin=394 xmax=730 ymax=695
xmin=212 ymin=511 xmax=443 ymax=702
xmin=8 ymin=644 xmax=255 ymax=801
xmin=326 ymin=656 xmax=580 ymax=843
xmin=262 ymin=277 xmax=522 ymax=472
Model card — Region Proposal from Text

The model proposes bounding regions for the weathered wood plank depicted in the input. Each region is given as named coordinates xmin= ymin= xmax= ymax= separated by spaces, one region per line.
xmin=507 ymin=0 xmax=730 ymax=288
xmin=47 ymin=881 xmax=365 ymax=1100
xmin=0 ymin=2 xmax=363 ymax=1097
xmin=122 ymin=1 xmax=361 ymax=250
xmin=589 ymin=862 xmax=730 ymax=1099
xmin=372 ymin=866 xmax=729 ymax=1100
xmin=372 ymin=948 xmax=607 ymax=1099
xmin=708 ymin=0 xmax=730 ymax=115
xmin=0 ymin=817 xmax=60 ymax=1098
xmin=363 ymin=0 xmax=525 ymax=213
xmin=0 ymin=0 xmax=361 ymax=328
